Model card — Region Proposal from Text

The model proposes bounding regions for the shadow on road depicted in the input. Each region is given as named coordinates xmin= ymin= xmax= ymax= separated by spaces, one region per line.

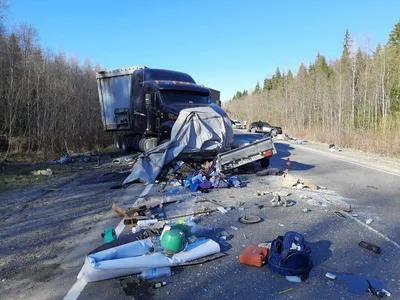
xmin=270 ymin=142 xmax=315 ymax=171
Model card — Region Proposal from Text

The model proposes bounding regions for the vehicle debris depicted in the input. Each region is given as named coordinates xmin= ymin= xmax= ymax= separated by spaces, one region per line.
xmin=238 ymin=215 xmax=262 ymax=224
xmin=366 ymin=218 xmax=374 ymax=225
xmin=255 ymin=168 xmax=284 ymax=176
xmin=359 ymin=241 xmax=381 ymax=254
xmin=31 ymin=168 xmax=53 ymax=176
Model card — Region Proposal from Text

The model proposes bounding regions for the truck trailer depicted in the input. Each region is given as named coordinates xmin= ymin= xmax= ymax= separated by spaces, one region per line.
xmin=96 ymin=66 xmax=223 ymax=152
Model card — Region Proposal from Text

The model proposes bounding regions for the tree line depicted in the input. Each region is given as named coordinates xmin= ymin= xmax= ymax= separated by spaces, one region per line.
xmin=0 ymin=2 xmax=110 ymax=160
xmin=225 ymin=21 xmax=400 ymax=156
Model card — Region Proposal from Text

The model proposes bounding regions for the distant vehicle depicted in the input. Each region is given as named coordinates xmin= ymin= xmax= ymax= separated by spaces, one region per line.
xmin=231 ymin=119 xmax=243 ymax=129
xmin=248 ymin=121 xmax=282 ymax=136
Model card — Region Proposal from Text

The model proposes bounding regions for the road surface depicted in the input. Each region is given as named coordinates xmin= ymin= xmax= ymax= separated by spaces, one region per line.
xmin=1 ymin=140 xmax=400 ymax=299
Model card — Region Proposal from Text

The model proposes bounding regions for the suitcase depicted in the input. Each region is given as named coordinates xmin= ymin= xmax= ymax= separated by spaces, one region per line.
xmin=239 ymin=246 xmax=269 ymax=267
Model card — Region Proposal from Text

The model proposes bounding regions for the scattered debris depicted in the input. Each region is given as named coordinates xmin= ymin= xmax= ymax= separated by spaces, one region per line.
xmin=239 ymin=246 xmax=269 ymax=267
xmin=238 ymin=215 xmax=262 ymax=224
xmin=366 ymin=185 xmax=378 ymax=190
xmin=359 ymin=241 xmax=381 ymax=254
xmin=302 ymin=208 xmax=311 ymax=213
xmin=101 ymin=228 xmax=116 ymax=243
xmin=270 ymin=195 xmax=287 ymax=207
xmin=153 ymin=281 xmax=167 ymax=289
xmin=278 ymin=288 xmax=293 ymax=295
xmin=219 ymin=231 xmax=234 ymax=241
xmin=329 ymin=144 xmax=343 ymax=152
xmin=217 ymin=207 xmax=228 ymax=214
xmin=326 ymin=273 xmax=337 ymax=280
xmin=137 ymin=267 xmax=171 ymax=280
xmin=255 ymin=168 xmax=284 ymax=176
xmin=366 ymin=219 xmax=374 ymax=225
xmin=334 ymin=211 xmax=346 ymax=218
xmin=31 ymin=169 xmax=52 ymax=176
xmin=280 ymin=173 xmax=299 ymax=188
xmin=286 ymin=275 xmax=302 ymax=283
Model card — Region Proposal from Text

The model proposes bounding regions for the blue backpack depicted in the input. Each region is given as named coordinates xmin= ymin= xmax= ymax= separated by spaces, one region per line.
xmin=268 ymin=231 xmax=313 ymax=276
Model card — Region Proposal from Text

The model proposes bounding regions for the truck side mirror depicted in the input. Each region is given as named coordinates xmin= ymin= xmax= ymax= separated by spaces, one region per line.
xmin=145 ymin=94 xmax=151 ymax=107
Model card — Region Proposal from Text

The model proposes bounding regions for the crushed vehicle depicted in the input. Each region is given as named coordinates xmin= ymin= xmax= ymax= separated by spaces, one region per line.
xmin=248 ymin=121 xmax=282 ymax=136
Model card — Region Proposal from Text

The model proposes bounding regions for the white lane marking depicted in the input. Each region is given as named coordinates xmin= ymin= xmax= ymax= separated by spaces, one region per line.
xmin=344 ymin=211 xmax=400 ymax=250
xmin=63 ymin=183 xmax=153 ymax=300
xmin=63 ymin=278 xmax=87 ymax=300
xmin=287 ymin=143 xmax=400 ymax=177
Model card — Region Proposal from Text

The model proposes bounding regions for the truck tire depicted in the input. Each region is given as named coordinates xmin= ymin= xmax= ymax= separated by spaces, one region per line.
xmin=115 ymin=136 xmax=122 ymax=149
xmin=271 ymin=129 xmax=277 ymax=137
xmin=260 ymin=157 xmax=270 ymax=168
xmin=251 ymin=127 xmax=257 ymax=133
xmin=121 ymin=136 xmax=129 ymax=153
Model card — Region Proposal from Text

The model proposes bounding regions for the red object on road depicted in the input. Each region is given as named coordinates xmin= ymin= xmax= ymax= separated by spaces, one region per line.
xmin=239 ymin=246 xmax=269 ymax=267
xmin=285 ymin=158 xmax=292 ymax=169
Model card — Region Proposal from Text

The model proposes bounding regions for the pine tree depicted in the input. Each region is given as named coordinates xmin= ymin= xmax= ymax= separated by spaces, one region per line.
xmin=341 ymin=29 xmax=351 ymax=62
xmin=388 ymin=19 xmax=400 ymax=45
xmin=253 ymin=81 xmax=261 ymax=94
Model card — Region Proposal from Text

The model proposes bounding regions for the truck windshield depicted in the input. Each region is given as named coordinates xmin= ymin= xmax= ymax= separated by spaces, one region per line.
xmin=160 ymin=91 xmax=211 ymax=105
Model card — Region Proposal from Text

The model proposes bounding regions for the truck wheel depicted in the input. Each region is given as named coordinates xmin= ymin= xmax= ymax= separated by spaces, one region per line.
xmin=271 ymin=129 xmax=277 ymax=137
xmin=260 ymin=157 xmax=270 ymax=168
xmin=251 ymin=127 xmax=257 ymax=133
xmin=121 ymin=136 xmax=129 ymax=153
xmin=115 ymin=136 xmax=122 ymax=149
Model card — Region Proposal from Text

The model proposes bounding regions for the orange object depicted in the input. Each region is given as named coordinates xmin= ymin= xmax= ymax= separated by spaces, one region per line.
xmin=284 ymin=158 xmax=292 ymax=169
xmin=239 ymin=246 xmax=269 ymax=267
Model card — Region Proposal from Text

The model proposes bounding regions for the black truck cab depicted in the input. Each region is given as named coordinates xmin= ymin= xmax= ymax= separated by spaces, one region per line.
xmin=112 ymin=68 xmax=224 ymax=151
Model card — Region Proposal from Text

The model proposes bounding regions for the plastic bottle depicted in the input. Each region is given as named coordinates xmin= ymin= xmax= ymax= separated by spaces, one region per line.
xmin=137 ymin=267 xmax=171 ymax=280
xmin=137 ymin=219 xmax=158 ymax=227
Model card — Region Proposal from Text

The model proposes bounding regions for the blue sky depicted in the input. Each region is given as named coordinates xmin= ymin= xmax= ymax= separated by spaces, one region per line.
xmin=6 ymin=0 xmax=400 ymax=101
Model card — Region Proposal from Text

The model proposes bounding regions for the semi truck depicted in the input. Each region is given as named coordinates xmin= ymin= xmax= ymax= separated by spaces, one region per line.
xmin=96 ymin=66 xmax=223 ymax=152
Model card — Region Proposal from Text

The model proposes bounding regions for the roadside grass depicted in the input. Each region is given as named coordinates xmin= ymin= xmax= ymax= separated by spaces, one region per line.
xmin=0 ymin=145 xmax=122 ymax=192
xmin=287 ymin=127 xmax=400 ymax=158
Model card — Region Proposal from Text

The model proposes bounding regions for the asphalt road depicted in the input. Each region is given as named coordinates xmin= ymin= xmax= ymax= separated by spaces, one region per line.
xmin=271 ymin=141 xmax=400 ymax=244
xmin=2 ymin=140 xmax=400 ymax=300
xmin=76 ymin=141 xmax=400 ymax=300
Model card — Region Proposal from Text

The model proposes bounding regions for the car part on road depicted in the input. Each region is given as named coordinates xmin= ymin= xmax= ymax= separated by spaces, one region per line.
xmin=238 ymin=215 xmax=262 ymax=224
xmin=302 ymin=208 xmax=311 ymax=213
xmin=359 ymin=241 xmax=381 ymax=254
xmin=255 ymin=167 xmax=283 ymax=176
xmin=334 ymin=211 xmax=346 ymax=218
